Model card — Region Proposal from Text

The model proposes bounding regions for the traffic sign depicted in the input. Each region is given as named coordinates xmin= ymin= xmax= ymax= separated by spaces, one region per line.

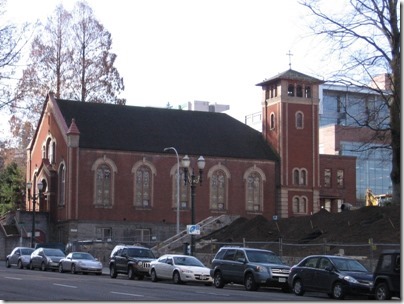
xmin=187 ymin=224 xmax=200 ymax=235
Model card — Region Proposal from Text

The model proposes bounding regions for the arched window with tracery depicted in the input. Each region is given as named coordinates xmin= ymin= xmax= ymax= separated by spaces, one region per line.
xmin=92 ymin=157 xmax=117 ymax=208
xmin=58 ymin=163 xmax=65 ymax=206
xmin=244 ymin=166 xmax=265 ymax=212
xmin=96 ymin=164 xmax=112 ymax=206
xmin=132 ymin=159 xmax=156 ymax=209
xmin=135 ymin=166 xmax=152 ymax=208
xmin=209 ymin=167 xmax=229 ymax=211
xmin=179 ymin=169 xmax=189 ymax=209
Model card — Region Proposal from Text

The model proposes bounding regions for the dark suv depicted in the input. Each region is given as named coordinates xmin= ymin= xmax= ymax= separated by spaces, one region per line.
xmin=210 ymin=246 xmax=290 ymax=291
xmin=109 ymin=245 xmax=156 ymax=280
xmin=373 ymin=250 xmax=400 ymax=300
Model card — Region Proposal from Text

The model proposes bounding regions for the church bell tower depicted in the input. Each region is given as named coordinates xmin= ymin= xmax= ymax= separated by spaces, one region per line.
xmin=256 ymin=69 xmax=324 ymax=218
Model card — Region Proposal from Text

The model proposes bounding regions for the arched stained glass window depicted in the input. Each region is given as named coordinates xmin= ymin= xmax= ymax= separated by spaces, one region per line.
xmin=96 ymin=164 xmax=112 ymax=206
xmin=210 ymin=169 xmax=226 ymax=210
xmin=135 ymin=166 xmax=151 ymax=208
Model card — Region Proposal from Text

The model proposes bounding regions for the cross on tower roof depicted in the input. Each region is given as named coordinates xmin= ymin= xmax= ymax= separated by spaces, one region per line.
xmin=286 ymin=50 xmax=293 ymax=70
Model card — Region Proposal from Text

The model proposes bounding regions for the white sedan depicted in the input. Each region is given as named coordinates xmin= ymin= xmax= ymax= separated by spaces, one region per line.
xmin=150 ymin=254 xmax=213 ymax=285
xmin=58 ymin=252 xmax=102 ymax=275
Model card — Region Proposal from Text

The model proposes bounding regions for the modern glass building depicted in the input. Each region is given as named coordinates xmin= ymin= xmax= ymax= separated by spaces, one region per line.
xmin=319 ymin=83 xmax=392 ymax=203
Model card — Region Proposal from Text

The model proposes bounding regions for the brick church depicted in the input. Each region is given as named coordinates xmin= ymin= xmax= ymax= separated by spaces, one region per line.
xmin=25 ymin=69 xmax=356 ymax=245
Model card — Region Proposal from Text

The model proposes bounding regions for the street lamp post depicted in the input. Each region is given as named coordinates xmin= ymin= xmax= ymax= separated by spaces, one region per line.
xmin=163 ymin=147 xmax=180 ymax=234
xmin=181 ymin=155 xmax=205 ymax=256
xmin=27 ymin=180 xmax=43 ymax=248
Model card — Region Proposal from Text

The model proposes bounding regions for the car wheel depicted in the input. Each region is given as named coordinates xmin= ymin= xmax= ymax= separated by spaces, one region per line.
xmin=128 ymin=266 xmax=135 ymax=280
xmin=17 ymin=260 xmax=23 ymax=269
xmin=71 ymin=264 xmax=76 ymax=274
xmin=293 ymin=279 xmax=305 ymax=296
xmin=110 ymin=265 xmax=117 ymax=278
xmin=6 ymin=259 xmax=10 ymax=268
xmin=150 ymin=269 xmax=158 ymax=282
xmin=213 ymin=271 xmax=225 ymax=288
xmin=375 ymin=282 xmax=391 ymax=300
xmin=58 ymin=263 xmax=64 ymax=273
xmin=173 ymin=271 xmax=182 ymax=284
xmin=41 ymin=262 xmax=46 ymax=271
xmin=244 ymin=273 xmax=259 ymax=291
xmin=332 ymin=282 xmax=345 ymax=300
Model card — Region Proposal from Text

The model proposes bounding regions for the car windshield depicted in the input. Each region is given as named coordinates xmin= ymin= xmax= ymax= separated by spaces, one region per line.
xmin=127 ymin=248 xmax=155 ymax=258
xmin=21 ymin=249 xmax=34 ymax=255
xmin=330 ymin=257 xmax=368 ymax=272
xmin=72 ymin=253 xmax=94 ymax=260
xmin=246 ymin=250 xmax=284 ymax=264
xmin=173 ymin=256 xmax=205 ymax=267
xmin=44 ymin=249 xmax=65 ymax=257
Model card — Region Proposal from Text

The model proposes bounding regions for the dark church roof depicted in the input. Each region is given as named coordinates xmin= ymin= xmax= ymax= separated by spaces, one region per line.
xmin=255 ymin=69 xmax=324 ymax=86
xmin=56 ymin=99 xmax=279 ymax=161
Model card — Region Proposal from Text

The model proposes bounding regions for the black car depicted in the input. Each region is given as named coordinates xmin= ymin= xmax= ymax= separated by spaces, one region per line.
xmin=109 ymin=245 xmax=156 ymax=280
xmin=373 ymin=250 xmax=400 ymax=300
xmin=288 ymin=255 xmax=373 ymax=299
xmin=210 ymin=246 xmax=290 ymax=292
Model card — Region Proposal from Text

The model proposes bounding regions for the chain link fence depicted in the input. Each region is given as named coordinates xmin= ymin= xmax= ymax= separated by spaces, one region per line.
xmin=193 ymin=239 xmax=400 ymax=272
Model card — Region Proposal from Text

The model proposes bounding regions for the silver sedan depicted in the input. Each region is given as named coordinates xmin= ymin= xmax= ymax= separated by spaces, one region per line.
xmin=6 ymin=247 xmax=34 ymax=269
xmin=58 ymin=252 xmax=103 ymax=275
xmin=150 ymin=254 xmax=213 ymax=285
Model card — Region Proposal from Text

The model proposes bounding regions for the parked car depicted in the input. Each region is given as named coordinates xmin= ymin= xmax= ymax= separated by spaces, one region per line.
xmin=150 ymin=254 xmax=213 ymax=285
xmin=288 ymin=255 xmax=374 ymax=299
xmin=373 ymin=249 xmax=400 ymax=300
xmin=6 ymin=247 xmax=34 ymax=269
xmin=109 ymin=245 xmax=156 ymax=280
xmin=35 ymin=242 xmax=66 ymax=254
xmin=210 ymin=246 xmax=290 ymax=292
xmin=58 ymin=252 xmax=103 ymax=275
xmin=29 ymin=247 xmax=66 ymax=271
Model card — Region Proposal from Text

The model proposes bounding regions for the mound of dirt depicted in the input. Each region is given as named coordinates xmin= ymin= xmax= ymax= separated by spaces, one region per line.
xmin=201 ymin=205 xmax=400 ymax=245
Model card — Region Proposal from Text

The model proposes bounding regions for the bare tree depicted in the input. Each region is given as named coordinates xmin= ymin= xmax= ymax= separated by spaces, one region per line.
xmin=0 ymin=0 xmax=32 ymax=111
xmin=301 ymin=0 xmax=400 ymax=204
xmin=10 ymin=4 xmax=73 ymax=151
xmin=10 ymin=0 xmax=126 ymax=156
xmin=70 ymin=1 xmax=125 ymax=104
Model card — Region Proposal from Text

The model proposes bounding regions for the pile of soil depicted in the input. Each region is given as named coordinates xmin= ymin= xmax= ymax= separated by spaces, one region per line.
xmin=201 ymin=205 xmax=400 ymax=245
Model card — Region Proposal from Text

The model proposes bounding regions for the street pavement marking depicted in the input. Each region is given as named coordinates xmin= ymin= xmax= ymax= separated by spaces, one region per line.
xmin=5 ymin=277 xmax=22 ymax=280
xmin=195 ymin=291 xmax=230 ymax=297
xmin=110 ymin=291 xmax=144 ymax=297
xmin=53 ymin=283 xmax=78 ymax=288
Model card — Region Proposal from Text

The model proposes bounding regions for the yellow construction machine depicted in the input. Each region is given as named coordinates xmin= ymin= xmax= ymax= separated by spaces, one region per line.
xmin=365 ymin=188 xmax=392 ymax=206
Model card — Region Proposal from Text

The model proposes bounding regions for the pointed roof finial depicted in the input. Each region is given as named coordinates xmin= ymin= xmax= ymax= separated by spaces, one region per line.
xmin=67 ymin=118 xmax=80 ymax=135
xmin=286 ymin=50 xmax=293 ymax=70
